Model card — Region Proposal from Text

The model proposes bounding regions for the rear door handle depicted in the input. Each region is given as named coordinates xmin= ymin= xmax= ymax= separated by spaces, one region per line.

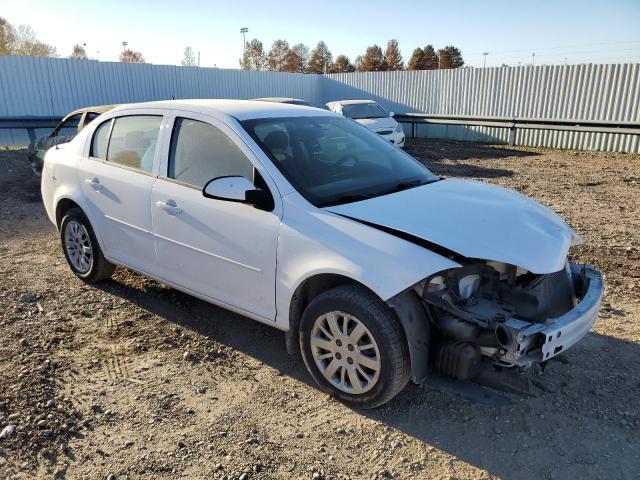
xmin=156 ymin=200 xmax=182 ymax=215
xmin=85 ymin=177 xmax=103 ymax=191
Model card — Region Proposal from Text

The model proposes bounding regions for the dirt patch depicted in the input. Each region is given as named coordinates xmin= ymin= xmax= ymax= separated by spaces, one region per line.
xmin=1 ymin=142 xmax=638 ymax=479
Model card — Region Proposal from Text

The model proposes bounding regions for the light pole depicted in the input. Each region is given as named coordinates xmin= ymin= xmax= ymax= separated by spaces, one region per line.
xmin=482 ymin=52 xmax=489 ymax=68
xmin=240 ymin=27 xmax=248 ymax=55
xmin=122 ymin=41 xmax=128 ymax=52
xmin=532 ymin=52 xmax=535 ymax=66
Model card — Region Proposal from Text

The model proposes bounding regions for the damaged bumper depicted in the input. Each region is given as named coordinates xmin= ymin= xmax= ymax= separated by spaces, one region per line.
xmin=494 ymin=264 xmax=604 ymax=366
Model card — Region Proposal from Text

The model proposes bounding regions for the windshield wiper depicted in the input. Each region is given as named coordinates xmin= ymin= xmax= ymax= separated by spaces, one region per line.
xmin=318 ymin=193 xmax=375 ymax=207
xmin=375 ymin=178 xmax=434 ymax=197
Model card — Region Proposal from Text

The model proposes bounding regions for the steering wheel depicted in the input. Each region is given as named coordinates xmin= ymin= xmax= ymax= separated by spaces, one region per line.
xmin=335 ymin=153 xmax=360 ymax=168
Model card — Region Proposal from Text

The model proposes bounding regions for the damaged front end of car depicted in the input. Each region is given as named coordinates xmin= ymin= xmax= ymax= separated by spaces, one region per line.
xmin=416 ymin=260 xmax=604 ymax=381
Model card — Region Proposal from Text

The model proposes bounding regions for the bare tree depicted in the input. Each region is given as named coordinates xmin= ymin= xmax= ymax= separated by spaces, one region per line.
xmin=384 ymin=39 xmax=404 ymax=71
xmin=267 ymin=39 xmax=290 ymax=72
xmin=240 ymin=38 xmax=266 ymax=70
xmin=70 ymin=43 xmax=87 ymax=59
xmin=120 ymin=49 xmax=145 ymax=63
xmin=354 ymin=55 xmax=363 ymax=71
xmin=0 ymin=17 xmax=16 ymax=55
xmin=308 ymin=41 xmax=333 ymax=74
xmin=329 ymin=55 xmax=355 ymax=73
xmin=0 ymin=19 xmax=57 ymax=57
xmin=181 ymin=46 xmax=196 ymax=66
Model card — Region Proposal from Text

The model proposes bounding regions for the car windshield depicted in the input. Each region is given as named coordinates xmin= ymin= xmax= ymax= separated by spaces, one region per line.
xmin=340 ymin=103 xmax=388 ymax=119
xmin=241 ymin=116 xmax=438 ymax=207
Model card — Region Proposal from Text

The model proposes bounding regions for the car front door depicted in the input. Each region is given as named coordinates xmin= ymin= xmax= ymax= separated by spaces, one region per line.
xmin=151 ymin=113 xmax=280 ymax=321
xmin=79 ymin=112 xmax=164 ymax=273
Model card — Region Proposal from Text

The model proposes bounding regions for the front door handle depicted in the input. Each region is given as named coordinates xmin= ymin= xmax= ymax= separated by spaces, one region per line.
xmin=85 ymin=177 xmax=103 ymax=191
xmin=156 ymin=200 xmax=182 ymax=215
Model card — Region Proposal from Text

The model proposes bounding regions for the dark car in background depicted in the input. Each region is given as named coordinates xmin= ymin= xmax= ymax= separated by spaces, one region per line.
xmin=28 ymin=105 xmax=116 ymax=176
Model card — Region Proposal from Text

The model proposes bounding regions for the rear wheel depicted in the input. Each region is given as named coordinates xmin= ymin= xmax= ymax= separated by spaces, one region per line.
xmin=60 ymin=207 xmax=115 ymax=282
xmin=299 ymin=285 xmax=410 ymax=408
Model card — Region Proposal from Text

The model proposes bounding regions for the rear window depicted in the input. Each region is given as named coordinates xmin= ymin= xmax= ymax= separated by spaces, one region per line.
xmin=90 ymin=115 xmax=162 ymax=174
xmin=56 ymin=113 xmax=83 ymax=137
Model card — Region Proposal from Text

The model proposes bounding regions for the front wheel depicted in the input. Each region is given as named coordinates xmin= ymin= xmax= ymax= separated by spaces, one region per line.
xmin=60 ymin=207 xmax=115 ymax=282
xmin=299 ymin=285 xmax=410 ymax=408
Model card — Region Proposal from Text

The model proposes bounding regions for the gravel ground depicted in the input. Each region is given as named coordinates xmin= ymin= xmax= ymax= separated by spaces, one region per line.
xmin=0 ymin=140 xmax=639 ymax=480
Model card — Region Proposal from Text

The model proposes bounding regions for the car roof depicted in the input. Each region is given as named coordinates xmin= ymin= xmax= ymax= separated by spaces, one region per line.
xmin=66 ymin=104 xmax=118 ymax=117
xmin=112 ymin=99 xmax=334 ymax=121
xmin=327 ymin=100 xmax=378 ymax=106
xmin=252 ymin=97 xmax=306 ymax=103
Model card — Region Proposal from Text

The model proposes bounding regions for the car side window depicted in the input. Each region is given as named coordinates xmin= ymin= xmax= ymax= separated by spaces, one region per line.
xmin=91 ymin=119 xmax=112 ymax=160
xmin=106 ymin=116 xmax=162 ymax=173
xmin=55 ymin=113 xmax=82 ymax=137
xmin=168 ymin=118 xmax=254 ymax=188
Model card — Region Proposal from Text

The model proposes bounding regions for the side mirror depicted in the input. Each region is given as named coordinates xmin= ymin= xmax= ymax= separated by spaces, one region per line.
xmin=389 ymin=111 xmax=395 ymax=117
xmin=203 ymin=176 xmax=273 ymax=211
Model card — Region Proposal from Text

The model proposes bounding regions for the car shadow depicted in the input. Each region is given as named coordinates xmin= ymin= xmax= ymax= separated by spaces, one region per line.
xmin=94 ymin=272 xmax=639 ymax=479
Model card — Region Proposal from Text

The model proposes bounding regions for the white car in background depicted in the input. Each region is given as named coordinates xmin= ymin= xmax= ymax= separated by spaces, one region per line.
xmin=41 ymin=100 xmax=602 ymax=408
xmin=325 ymin=99 xmax=405 ymax=147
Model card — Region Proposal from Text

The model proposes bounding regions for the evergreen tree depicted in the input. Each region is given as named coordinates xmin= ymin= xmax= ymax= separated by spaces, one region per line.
xmin=359 ymin=44 xmax=387 ymax=71
xmin=407 ymin=48 xmax=426 ymax=70
xmin=308 ymin=41 xmax=333 ymax=73
xmin=283 ymin=43 xmax=309 ymax=73
xmin=423 ymin=44 xmax=438 ymax=69
xmin=329 ymin=55 xmax=355 ymax=73
xmin=437 ymin=46 xmax=464 ymax=69
xmin=384 ymin=39 xmax=403 ymax=71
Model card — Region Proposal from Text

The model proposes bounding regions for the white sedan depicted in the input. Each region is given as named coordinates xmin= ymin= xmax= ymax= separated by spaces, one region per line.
xmin=326 ymin=99 xmax=405 ymax=147
xmin=41 ymin=100 xmax=603 ymax=408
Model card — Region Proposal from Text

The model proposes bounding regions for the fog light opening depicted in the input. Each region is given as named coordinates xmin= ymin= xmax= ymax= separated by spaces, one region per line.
xmin=495 ymin=325 xmax=512 ymax=348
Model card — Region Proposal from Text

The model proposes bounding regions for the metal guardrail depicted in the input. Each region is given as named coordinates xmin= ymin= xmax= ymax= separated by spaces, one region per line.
xmin=0 ymin=117 xmax=61 ymax=142
xmin=2 ymin=114 xmax=640 ymax=146
xmin=394 ymin=114 xmax=640 ymax=145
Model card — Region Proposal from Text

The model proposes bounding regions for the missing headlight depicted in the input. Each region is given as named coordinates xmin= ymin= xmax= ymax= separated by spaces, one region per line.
xmin=458 ymin=274 xmax=481 ymax=300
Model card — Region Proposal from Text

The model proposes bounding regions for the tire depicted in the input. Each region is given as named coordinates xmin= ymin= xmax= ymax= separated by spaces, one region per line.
xmin=299 ymin=284 xmax=410 ymax=408
xmin=60 ymin=207 xmax=115 ymax=282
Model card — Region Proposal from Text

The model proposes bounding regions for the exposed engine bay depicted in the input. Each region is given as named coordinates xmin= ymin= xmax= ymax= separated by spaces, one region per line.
xmin=416 ymin=260 xmax=603 ymax=381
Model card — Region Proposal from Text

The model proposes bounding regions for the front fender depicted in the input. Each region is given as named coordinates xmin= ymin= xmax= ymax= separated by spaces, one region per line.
xmin=274 ymin=196 xmax=460 ymax=330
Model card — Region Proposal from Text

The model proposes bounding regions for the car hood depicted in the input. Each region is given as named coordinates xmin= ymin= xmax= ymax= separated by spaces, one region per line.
xmin=355 ymin=117 xmax=397 ymax=131
xmin=325 ymin=178 xmax=581 ymax=274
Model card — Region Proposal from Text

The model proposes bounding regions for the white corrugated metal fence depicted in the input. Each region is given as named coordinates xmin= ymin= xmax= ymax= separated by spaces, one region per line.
xmin=1 ymin=56 xmax=638 ymax=151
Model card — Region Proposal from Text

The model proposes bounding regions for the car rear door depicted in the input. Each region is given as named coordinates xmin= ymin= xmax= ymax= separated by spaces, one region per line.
xmin=78 ymin=111 xmax=165 ymax=273
xmin=151 ymin=112 xmax=281 ymax=321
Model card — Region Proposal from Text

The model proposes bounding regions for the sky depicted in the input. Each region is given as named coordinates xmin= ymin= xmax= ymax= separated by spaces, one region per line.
xmin=2 ymin=0 xmax=640 ymax=68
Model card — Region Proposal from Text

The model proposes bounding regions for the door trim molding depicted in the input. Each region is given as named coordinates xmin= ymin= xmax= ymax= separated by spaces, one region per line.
xmin=154 ymin=233 xmax=263 ymax=273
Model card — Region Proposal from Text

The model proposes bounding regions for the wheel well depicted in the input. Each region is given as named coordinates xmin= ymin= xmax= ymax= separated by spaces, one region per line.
xmin=286 ymin=274 xmax=432 ymax=384
xmin=285 ymin=274 xmax=370 ymax=354
xmin=55 ymin=198 xmax=81 ymax=228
